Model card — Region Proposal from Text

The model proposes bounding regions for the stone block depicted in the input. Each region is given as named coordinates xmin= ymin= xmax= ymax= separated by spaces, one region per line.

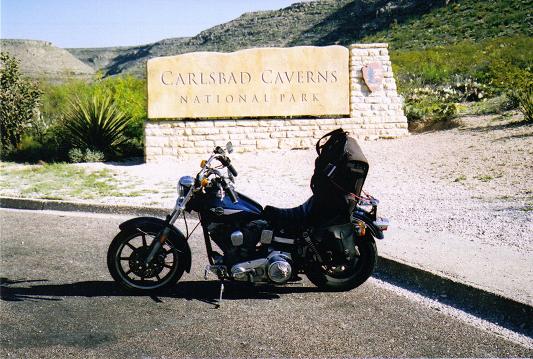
xmin=247 ymin=132 xmax=269 ymax=139
xmin=214 ymin=120 xmax=237 ymax=127
xmin=270 ymin=131 xmax=288 ymax=138
xmin=256 ymin=139 xmax=279 ymax=149
xmin=148 ymin=136 xmax=169 ymax=146
xmin=194 ymin=140 xmax=214 ymax=148
xmin=145 ymin=146 xmax=163 ymax=155
xmin=192 ymin=127 xmax=219 ymax=135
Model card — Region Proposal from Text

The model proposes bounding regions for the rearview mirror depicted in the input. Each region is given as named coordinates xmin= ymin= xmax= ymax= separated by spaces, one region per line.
xmin=226 ymin=141 xmax=234 ymax=154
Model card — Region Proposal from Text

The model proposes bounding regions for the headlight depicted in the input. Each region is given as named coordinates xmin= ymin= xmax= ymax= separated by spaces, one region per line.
xmin=177 ymin=176 xmax=194 ymax=198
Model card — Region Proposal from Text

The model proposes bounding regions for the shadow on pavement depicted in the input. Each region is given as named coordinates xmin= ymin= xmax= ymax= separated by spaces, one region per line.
xmin=374 ymin=260 xmax=533 ymax=339
xmin=0 ymin=277 xmax=318 ymax=305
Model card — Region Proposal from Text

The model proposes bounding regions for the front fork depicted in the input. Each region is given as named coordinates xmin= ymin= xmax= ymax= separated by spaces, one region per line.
xmin=145 ymin=200 xmax=184 ymax=264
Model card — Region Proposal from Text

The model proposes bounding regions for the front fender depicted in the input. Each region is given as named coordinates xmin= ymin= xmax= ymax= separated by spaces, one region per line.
xmin=352 ymin=212 xmax=384 ymax=240
xmin=119 ymin=216 xmax=192 ymax=273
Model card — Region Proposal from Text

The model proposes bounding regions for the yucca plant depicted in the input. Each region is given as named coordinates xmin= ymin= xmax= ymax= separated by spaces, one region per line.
xmin=63 ymin=95 xmax=132 ymax=158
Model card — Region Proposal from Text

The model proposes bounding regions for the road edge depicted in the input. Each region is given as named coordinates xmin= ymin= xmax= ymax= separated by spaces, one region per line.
xmin=1 ymin=196 xmax=531 ymax=337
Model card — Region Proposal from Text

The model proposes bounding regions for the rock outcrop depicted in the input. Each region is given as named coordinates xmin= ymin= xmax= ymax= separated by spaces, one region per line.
xmin=1 ymin=39 xmax=95 ymax=82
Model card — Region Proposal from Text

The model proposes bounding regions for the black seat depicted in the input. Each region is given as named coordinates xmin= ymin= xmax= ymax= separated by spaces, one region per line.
xmin=263 ymin=197 xmax=314 ymax=231
xmin=263 ymin=195 xmax=350 ymax=232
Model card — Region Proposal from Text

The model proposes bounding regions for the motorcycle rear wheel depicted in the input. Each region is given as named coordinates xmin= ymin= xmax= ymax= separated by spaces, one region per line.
xmin=107 ymin=228 xmax=186 ymax=291
xmin=305 ymin=235 xmax=377 ymax=291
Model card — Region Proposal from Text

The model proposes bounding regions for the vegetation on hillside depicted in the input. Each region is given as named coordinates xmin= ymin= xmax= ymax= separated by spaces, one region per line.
xmin=362 ymin=0 xmax=532 ymax=49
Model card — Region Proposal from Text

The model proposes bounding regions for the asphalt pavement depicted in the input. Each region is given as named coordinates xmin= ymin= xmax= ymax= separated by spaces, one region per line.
xmin=0 ymin=208 xmax=531 ymax=358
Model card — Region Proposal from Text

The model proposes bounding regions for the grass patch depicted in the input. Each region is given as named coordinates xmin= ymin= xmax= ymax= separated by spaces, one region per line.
xmin=0 ymin=162 xmax=138 ymax=199
xmin=475 ymin=174 xmax=494 ymax=182
xmin=454 ymin=175 xmax=467 ymax=182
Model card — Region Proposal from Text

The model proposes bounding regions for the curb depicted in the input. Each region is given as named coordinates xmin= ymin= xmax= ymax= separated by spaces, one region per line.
xmin=1 ymin=196 xmax=532 ymax=338
xmin=0 ymin=196 xmax=169 ymax=217
xmin=375 ymin=257 xmax=532 ymax=338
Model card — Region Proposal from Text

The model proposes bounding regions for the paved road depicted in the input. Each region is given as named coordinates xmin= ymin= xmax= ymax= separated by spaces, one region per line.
xmin=0 ymin=208 xmax=531 ymax=358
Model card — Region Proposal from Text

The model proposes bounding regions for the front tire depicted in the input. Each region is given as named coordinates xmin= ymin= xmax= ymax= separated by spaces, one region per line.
xmin=306 ymin=235 xmax=377 ymax=291
xmin=107 ymin=227 xmax=187 ymax=291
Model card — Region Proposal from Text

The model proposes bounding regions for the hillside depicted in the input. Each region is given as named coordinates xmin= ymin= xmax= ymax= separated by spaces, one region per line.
xmin=68 ymin=0 xmax=531 ymax=78
xmin=4 ymin=0 xmax=532 ymax=79
xmin=0 ymin=39 xmax=95 ymax=81
xmin=362 ymin=0 xmax=533 ymax=49
xmin=68 ymin=0 xmax=353 ymax=77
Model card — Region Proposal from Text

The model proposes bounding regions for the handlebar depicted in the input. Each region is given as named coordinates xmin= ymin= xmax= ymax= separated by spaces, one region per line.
xmin=227 ymin=163 xmax=238 ymax=177
xmin=218 ymin=155 xmax=238 ymax=177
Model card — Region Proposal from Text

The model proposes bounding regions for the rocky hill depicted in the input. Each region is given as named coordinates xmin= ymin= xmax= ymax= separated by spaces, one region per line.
xmin=0 ymin=39 xmax=95 ymax=81
xmin=68 ymin=0 xmax=447 ymax=77
xmin=4 ymin=0 xmax=531 ymax=79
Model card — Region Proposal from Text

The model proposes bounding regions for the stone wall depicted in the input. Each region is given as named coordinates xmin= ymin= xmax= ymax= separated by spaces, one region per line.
xmin=145 ymin=43 xmax=408 ymax=161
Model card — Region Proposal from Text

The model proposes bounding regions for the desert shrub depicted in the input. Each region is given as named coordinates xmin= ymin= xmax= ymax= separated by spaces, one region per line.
xmin=40 ymin=75 xmax=146 ymax=158
xmin=464 ymin=95 xmax=517 ymax=115
xmin=512 ymin=84 xmax=533 ymax=122
xmin=63 ymin=95 xmax=132 ymax=159
xmin=84 ymin=149 xmax=105 ymax=162
xmin=67 ymin=148 xmax=104 ymax=163
xmin=95 ymin=76 xmax=146 ymax=156
xmin=403 ymin=84 xmax=458 ymax=131
xmin=68 ymin=148 xmax=84 ymax=163
xmin=0 ymin=52 xmax=42 ymax=158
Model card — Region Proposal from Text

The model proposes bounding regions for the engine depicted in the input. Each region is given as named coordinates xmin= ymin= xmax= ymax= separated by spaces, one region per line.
xmin=207 ymin=220 xmax=293 ymax=284
xmin=231 ymin=251 xmax=293 ymax=284
xmin=207 ymin=220 xmax=271 ymax=262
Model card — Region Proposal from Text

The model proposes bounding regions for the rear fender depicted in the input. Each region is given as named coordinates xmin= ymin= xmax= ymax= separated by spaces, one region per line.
xmin=119 ymin=216 xmax=192 ymax=273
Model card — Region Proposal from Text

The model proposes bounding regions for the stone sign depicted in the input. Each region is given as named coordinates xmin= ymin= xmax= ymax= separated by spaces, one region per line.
xmin=147 ymin=46 xmax=349 ymax=119
xmin=362 ymin=62 xmax=384 ymax=92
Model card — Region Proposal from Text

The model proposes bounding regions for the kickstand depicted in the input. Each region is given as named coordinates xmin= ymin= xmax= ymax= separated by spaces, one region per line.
xmin=215 ymin=279 xmax=224 ymax=309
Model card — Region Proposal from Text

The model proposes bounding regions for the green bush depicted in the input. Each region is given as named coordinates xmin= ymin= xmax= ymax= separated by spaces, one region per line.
xmin=84 ymin=149 xmax=105 ymax=162
xmin=63 ymin=95 xmax=132 ymax=158
xmin=513 ymin=84 xmax=533 ymax=122
xmin=68 ymin=148 xmax=84 ymax=163
xmin=463 ymin=95 xmax=517 ymax=115
xmin=0 ymin=52 xmax=42 ymax=158
xmin=402 ymin=84 xmax=458 ymax=131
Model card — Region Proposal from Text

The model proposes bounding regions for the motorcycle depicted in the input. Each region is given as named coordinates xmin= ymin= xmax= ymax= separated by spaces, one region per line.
xmin=107 ymin=136 xmax=389 ymax=303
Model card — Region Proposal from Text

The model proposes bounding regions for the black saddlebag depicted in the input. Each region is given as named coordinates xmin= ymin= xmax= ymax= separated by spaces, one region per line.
xmin=310 ymin=128 xmax=369 ymax=199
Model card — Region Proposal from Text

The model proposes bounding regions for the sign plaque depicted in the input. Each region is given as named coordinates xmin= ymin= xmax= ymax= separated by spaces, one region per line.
xmin=362 ymin=62 xmax=384 ymax=92
xmin=147 ymin=46 xmax=349 ymax=119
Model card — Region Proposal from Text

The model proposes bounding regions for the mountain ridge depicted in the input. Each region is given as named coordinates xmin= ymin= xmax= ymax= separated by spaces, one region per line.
xmin=3 ymin=0 xmax=531 ymax=80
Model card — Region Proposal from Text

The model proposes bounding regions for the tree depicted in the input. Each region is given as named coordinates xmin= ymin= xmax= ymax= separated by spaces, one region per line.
xmin=0 ymin=52 xmax=42 ymax=156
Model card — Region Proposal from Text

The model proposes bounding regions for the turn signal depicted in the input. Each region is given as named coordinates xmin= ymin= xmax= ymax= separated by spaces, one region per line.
xmin=353 ymin=221 xmax=366 ymax=237
xmin=200 ymin=160 xmax=207 ymax=168
xmin=201 ymin=178 xmax=209 ymax=187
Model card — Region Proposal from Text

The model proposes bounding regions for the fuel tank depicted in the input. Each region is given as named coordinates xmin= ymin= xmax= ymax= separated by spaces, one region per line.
xmin=200 ymin=188 xmax=263 ymax=224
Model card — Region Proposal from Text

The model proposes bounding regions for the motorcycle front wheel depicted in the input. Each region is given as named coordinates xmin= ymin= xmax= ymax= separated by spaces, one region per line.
xmin=107 ymin=228 xmax=186 ymax=291
xmin=305 ymin=235 xmax=377 ymax=291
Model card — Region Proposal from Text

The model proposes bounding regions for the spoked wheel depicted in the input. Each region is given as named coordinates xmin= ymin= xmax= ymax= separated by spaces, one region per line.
xmin=107 ymin=228 xmax=186 ymax=291
xmin=306 ymin=235 xmax=377 ymax=291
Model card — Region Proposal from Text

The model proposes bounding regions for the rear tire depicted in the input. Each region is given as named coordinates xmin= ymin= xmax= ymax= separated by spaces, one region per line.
xmin=305 ymin=235 xmax=377 ymax=291
xmin=107 ymin=227 xmax=187 ymax=292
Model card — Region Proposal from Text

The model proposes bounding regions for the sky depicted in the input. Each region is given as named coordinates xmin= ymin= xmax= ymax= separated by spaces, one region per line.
xmin=1 ymin=0 xmax=298 ymax=48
